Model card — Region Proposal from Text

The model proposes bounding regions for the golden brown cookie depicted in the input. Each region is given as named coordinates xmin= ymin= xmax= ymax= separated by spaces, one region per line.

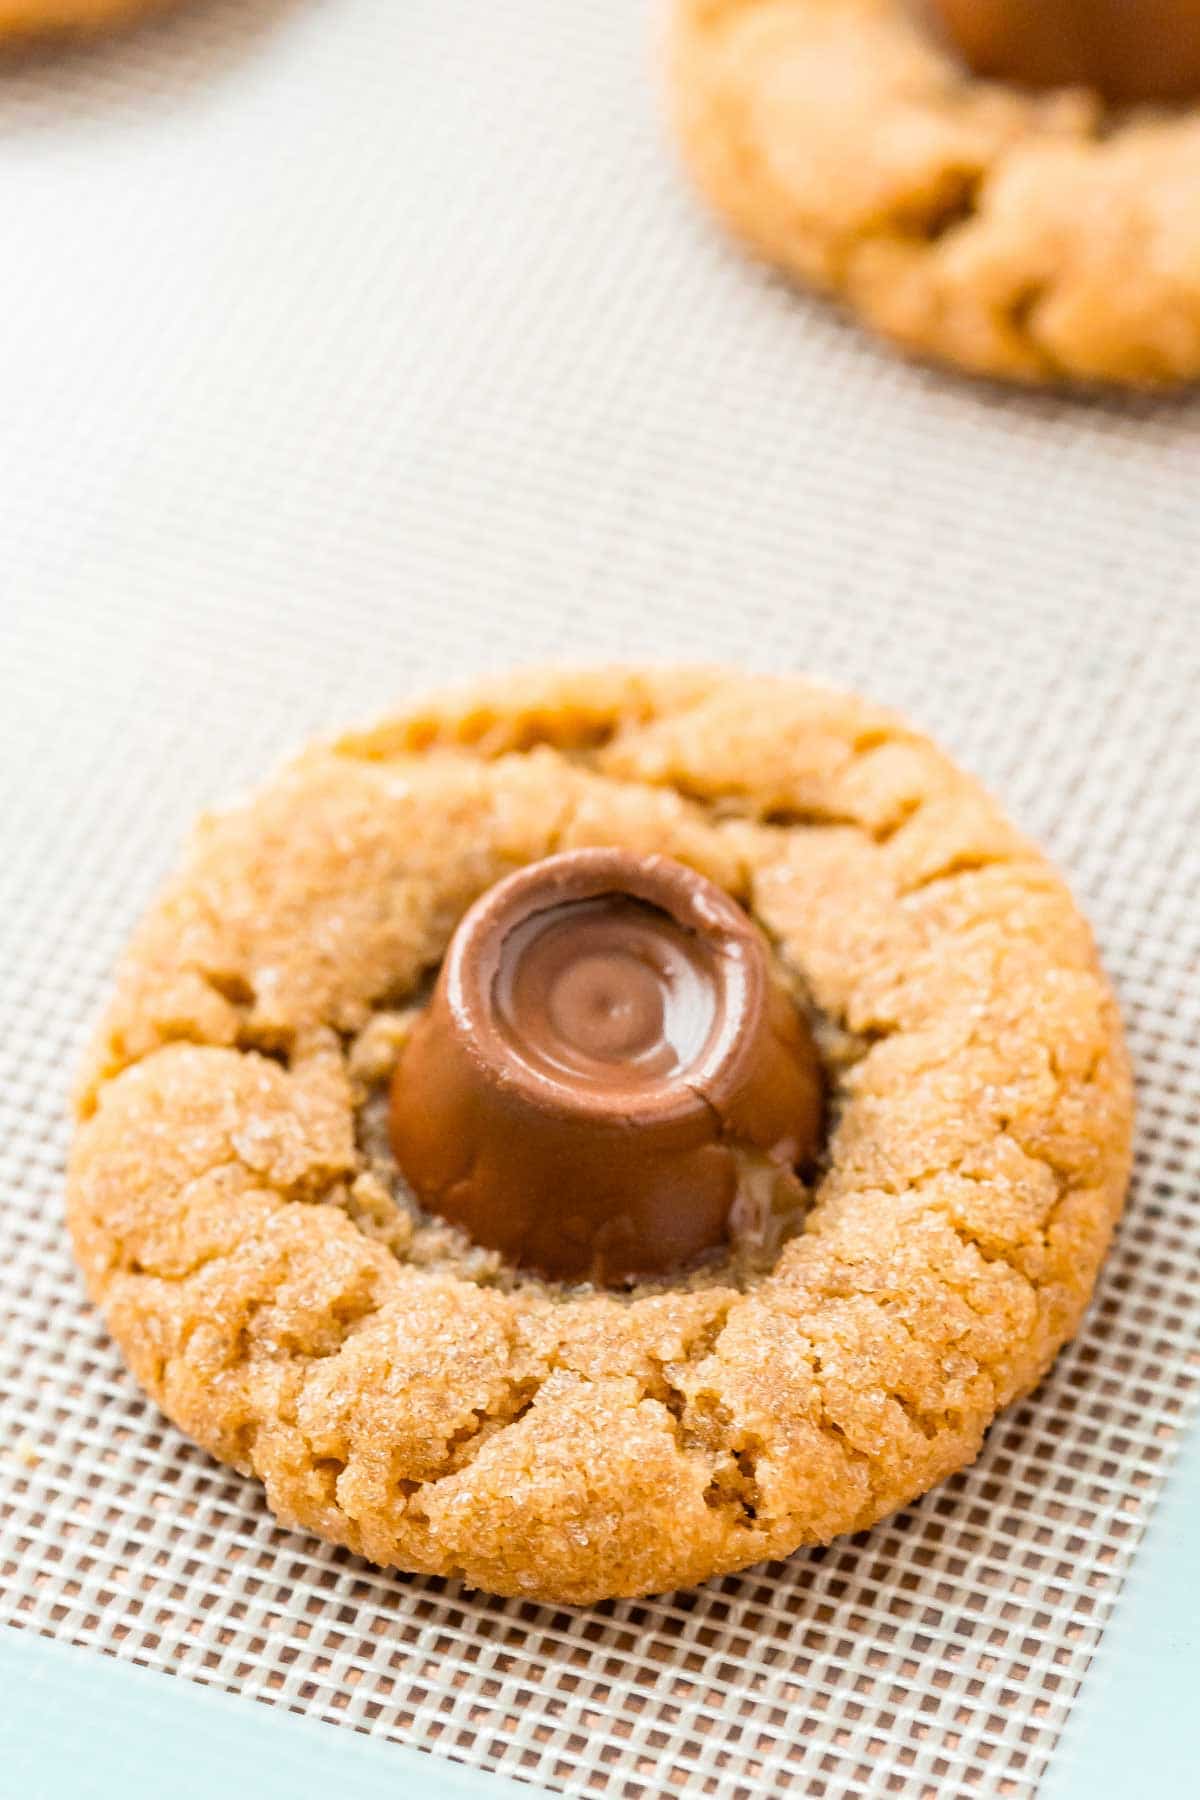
xmin=670 ymin=0 xmax=1200 ymax=387
xmin=68 ymin=668 xmax=1133 ymax=1602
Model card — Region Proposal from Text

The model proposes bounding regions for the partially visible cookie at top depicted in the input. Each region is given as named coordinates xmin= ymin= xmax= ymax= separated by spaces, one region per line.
xmin=68 ymin=668 xmax=1134 ymax=1603
xmin=670 ymin=0 xmax=1200 ymax=387
xmin=0 ymin=0 xmax=170 ymax=43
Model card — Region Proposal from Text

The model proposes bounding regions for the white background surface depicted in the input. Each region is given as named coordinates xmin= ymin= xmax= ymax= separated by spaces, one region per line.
xmin=1 ymin=2 xmax=1199 ymax=1794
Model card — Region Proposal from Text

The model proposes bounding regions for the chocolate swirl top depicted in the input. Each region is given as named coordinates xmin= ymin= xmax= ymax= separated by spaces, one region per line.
xmin=494 ymin=894 xmax=724 ymax=1090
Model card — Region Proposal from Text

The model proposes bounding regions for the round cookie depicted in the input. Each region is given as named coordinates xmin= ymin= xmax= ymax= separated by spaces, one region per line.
xmin=670 ymin=0 xmax=1200 ymax=387
xmin=68 ymin=668 xmax=1134 ymax=1603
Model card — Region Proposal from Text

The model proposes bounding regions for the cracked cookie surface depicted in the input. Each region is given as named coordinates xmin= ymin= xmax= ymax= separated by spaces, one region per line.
xmin=68 ymin=668 xmax=1133 ymax=1601
xmin=671 ymin=0 xmax=1200 ymax=386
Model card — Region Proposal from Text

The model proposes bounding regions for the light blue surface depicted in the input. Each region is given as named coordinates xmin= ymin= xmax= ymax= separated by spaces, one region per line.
xmin=0 ymin=1628 xmax=549 ymax=1800
xmin=5 ymin=1409 xmax=1199 ymax=1800
xmin=1041 ymin=1405 xmax=1200 ymax=1799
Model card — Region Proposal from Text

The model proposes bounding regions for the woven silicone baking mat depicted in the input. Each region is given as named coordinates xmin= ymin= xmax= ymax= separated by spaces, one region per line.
xmin=1 ymin=1 xmax=1199 ymax=1794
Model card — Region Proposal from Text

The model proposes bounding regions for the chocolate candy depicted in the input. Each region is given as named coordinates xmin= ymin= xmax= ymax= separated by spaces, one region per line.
xmin=918 ymin=0 xmax=1200 ymax=104
xmin=388 ymin=848 xmax=824 ymax=1284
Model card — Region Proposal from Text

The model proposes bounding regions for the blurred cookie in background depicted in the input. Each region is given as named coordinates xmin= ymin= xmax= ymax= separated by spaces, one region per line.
xmin=0 ymin=0 xmax=174 ymax=41
xmin=670 ymin=0 xmax=1200 ymax=388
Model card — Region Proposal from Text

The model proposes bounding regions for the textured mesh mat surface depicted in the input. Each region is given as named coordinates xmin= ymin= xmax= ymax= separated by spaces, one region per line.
xmin=2 ymin=2 xmax=1200 ymax=1794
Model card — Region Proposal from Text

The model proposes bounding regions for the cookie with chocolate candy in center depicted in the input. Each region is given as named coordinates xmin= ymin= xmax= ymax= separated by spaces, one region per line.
xmin=671 ymin=0 xmax=1200 ymax=387
xmin=68 ymin=668 xmax=1133 ymax=1602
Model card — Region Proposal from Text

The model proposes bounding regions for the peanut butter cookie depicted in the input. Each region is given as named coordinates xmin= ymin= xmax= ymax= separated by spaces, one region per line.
xmin=671 ymin=0 xmax=1200 ymax=386
xmin=68 ymin=669 xmax=1133 ymax=1601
